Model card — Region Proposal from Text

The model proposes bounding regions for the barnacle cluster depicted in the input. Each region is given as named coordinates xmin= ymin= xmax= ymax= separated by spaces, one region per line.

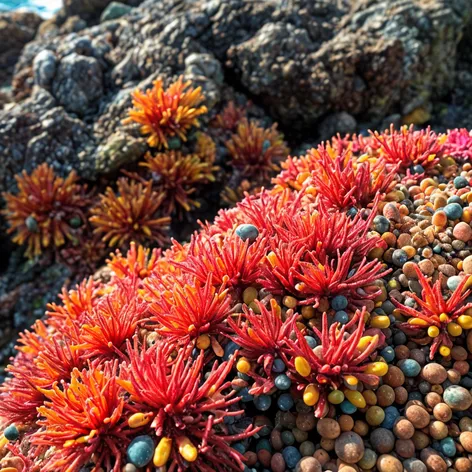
xmin=4 ymin=101 xmax=472 ymax=470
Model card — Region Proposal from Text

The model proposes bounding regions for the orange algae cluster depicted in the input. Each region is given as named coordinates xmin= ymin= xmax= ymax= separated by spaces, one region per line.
xmin=2 ymin=126 xmax=472 ymax=472
xmin=2 ymin=163 xmax=88 ymax=258
xmin=123 ymin=76 xmax=208 ymax=149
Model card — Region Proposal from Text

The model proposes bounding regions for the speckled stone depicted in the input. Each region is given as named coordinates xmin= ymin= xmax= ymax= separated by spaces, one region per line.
xmin=377 ymin=454 xmax=403 ymax=472
xmin=295 ymin=457 xmax=322 ymax=472
xmin=443 ymin=385 xmax=472 ymax=411
xmin=421 ymin=363 xmax=448 ymax=384
xmin=334 ymin=432 xmax=365 ymax=464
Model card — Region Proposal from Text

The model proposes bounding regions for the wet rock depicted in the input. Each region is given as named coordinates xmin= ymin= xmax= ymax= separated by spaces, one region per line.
xmin=100 ymin=2 xmax=133 ymax=22
xmin=33 ymin=50 xmax=58 ymax=87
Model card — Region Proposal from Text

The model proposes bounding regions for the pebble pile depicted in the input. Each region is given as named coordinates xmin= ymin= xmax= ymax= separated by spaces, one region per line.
xmin=0 ymin=126 xmax=472 ymax=472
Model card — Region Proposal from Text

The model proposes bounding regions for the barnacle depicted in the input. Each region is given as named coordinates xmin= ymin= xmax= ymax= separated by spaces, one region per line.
xmin=2 ymin=163 xmax=88 ymax=258
xmin=140 ymin=151 xmax=217 ymax=215
xmin=392 ymin=265 xmax=472 ymax=358
xmin=226 ymin=119 xmax=289 ymax=181
xmin=123 ymin=76 xmax=207 ymax=149
xmin=89 ymin=178 xmax=170 ymax=248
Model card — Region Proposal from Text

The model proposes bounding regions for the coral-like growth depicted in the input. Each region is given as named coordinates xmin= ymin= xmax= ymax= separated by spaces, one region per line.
xmin=285 ymin=309 xmax=386 ymax=416
xmin=443 ymin=128 xmax=472 ymax=161
xmin=89 ymin=178 xmax=170 ymax=248
xmin=2 ymin=163 xmax=88 ymax=258
xmin=122 ymin=340 xmax=259 ymax=471
xmin=32 ymin=362 xmax=130 ymax=472
xmin=212 ymin=101 xmax=247 ymax=131
xmin=195 ymin=132 xmax=217 ymax=164
xmin=107 ymin=242 xmax=161 ymax=280
xmin=123 ymin=76 xmax=207 ymax=149
xmin=139 ymin=151 xmax=217 ymax=215
xmin=392 ymin=265 xmax=472 ymax=358
xmin=226 ymin=119 xmax=289 ymax=181
xmin=371 ymin=124 xmax=446 ymax=172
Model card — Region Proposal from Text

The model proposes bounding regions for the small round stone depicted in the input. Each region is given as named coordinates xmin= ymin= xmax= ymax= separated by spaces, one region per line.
xmin=271 ymin=453 xmax=286 ymax=472
xmin=399 ymin=359 xmax=421 ymax=377
xmin=317 ymin=418 xmax=341 ymax=439
xmin=272 ymin=358 xmax=285 ymax=373
xmin=370 ymin=428 xmax=395 ymax=454
xmin=454 ymin=176 xmax=469 ymax=189
xmin=127 ymin=435 xmax=154 ymax=468
xmin=420 ymin=448 xmax=447 ymax=472
xmin=377 ymin=454 xmax=403 ymax=472
xmin=296 ymin=412 xmax=316 ymax=432
xmin=274 ymin=374 xmax=291 ymax=390
xmin=380 ymin=405 xmax=400 ymax=429
xmin=453 ymin=222 xmax=472 ymax=242
xmin=340 ymin=400 xmax=357 ymax=414
xmin=333 ymin=310 xmax=349 ymax=324
xmin=304 ymin=336 xmax=317 ymax=348
xmin=405 ymin=405 xmax=430 ymax=429
xmin=366 ymin=406 xmax=385 ymax=426
xmin=393 ymin=418 xmax=415 ymax=439
xmin=374 ymin=215 xmax=390 ymax=234
xmin=447 ymin=275 xmax=463 ymax=291
xmin=443 ymin=385 xmax=472 ymax=411
xmin=421 ymin=363 xmax=447 ymax=384
xmin=392 ymin=249 xmax=408 ymax=267
xmin=439 ymin=437 xmax=457 ymax=457
xmin=3 ymin=424 xmax=19 ymax=441
xmin=357 ymin=448 xmax=377 ymax=469
xmin=282 ymin=446 xmax=301 ymax=468
xmin=444 ymin=203 xmax=463 ymax=220
xmin=122 ymin=464 xmax=138 ymax=472
xmin=334 ymin=432 xmax=364 ymax=463
xmin=331 ymin=295 xmax=348 ymax=311
xmin=455 ymin=457 xmax=472 ymax=472
xmin=380 ymin=346 xmax=395 ymax=362
xmin=277 ymin=393 xmax=294 ymax=411
xmin=383 ymin=366 xmax=405 ymax=387
xmin=254 ymin=395 xmax=272 ymax=411
xmin=403 ymin=458 xmax=427 ymax=472
xmin=433 ymin=403 xmax=452 ymax=422
xmin=295 ymin=457 xmax=322 ymax=472
xmin=235 ymin=224 xmax=259 ymax=242
xmin=460 ymin=432 xmax=472 ymax=452
xmin=464 ymin=255 xmax=472 ymax=274
xmin=299 ymin=440 xmax=315 ymax=457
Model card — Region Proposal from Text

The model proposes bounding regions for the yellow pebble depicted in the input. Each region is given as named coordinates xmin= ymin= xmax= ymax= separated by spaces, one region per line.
xmin=370 ymin=316 xmax=390 ymax=329
xmin=364 ymin=362 xmax=388 ymax=376
xmin=267 ymin=252 xmax=278 ymax=267
xmin=439 ymin=313 xmax=449 ymax=323
xmin=295 ymin=356 xmax=311 ymax=377
xmin=303 ymin=384 xmax=320 ymax=406
xmin=154 ymin=437 xmax=172 ymax=467
xmin=357 ymin=336 xmax=375 ymax=353
xmin=439 ymin=346 xmax=451 ymax=357
xmin=177 ymin=437 xmax=198 ymax=462
xmin=301 ymin=306 xmax=315 ymax=319
xmin=428 ymin=326 xmax=440 ymax=338
xmin=236 ymin=357 xmax=251 ymax=374
xmin=282 ymin=296 xmax=297 ymax=309
xmin=248 ymin=301 xmax=261 ymax=314
xmin=196 ymin=334 xmax=211 ymax=350
xmin=447 ymin=322 xmax=462 ymax=337
xmin=458 ymin=315 xmax=472 ymax=330
xmin=408 ymin=318 xmax=429 ymax=326
xmin=403 ymin=246 xmax=416 ymax=258
xmin=128 ymin=412 xmax=151 ymax=428
xmin=344 ymin=375 xmax=359 ymax=387
xmin=243 ymin=286 xmax=258 ymax=305
xmin=344 ymin=390 xmax=367 ymax=408
xmin=328 ymin=390 xmax=345 ymax=405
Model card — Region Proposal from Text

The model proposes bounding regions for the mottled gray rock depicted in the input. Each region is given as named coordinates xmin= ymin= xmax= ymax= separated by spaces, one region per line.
xmin=101 ymin=2 xmax=133 ymax=22
xmin=318 ymin=112 xmax=357 ymax=141
xmin=52 ymin=53 xmax=103 ymax=116
xmin=33 ymin=50 xmax=57 ymax=87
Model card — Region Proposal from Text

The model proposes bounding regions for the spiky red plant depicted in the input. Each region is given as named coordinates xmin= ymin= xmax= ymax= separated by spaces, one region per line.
xmin=227 ymin=299 xmax=296 ymax=394
xmin=212 ymin=101 xmax=247 ymax=131
xmin=139 ymin=150 xmax=217 ymax=215
xmin=107 ymin=241 xmax=161 ymax=280
xmin=123 ymin=76 xmax=207 ymax=149
xmin=226 ymin=119 xmax=289 ymax=181
xmin=89 ymin=178 xmax=170 ymax=248
xmin=2 ymin=163 xmax=88 ymax=258
xmin=177 ymin=232 xmax=267 ymax=289
xmin=74 ymin=283 xmax=148 ymax=361
xmin=121 ymin=340 xmax=259 ymax=472
xmin=31 ymin=362 xmax=130 ymax=472
xmin=294 ymin=248 xmax=390 ymax=307
xmin=284 ymin=309 xmax=385 ymax=416
xmin=392 ymin=265 xmax=472 ymax=358
xmin=145 ymin=273 xmax=230 ymax=348
xmin=443 ymin=128 xmax=472 ymax=161
xmin=308 ymin=146 xmax=399 ymax=210
xmin=370 ymin=124 xmax=446 ymax=172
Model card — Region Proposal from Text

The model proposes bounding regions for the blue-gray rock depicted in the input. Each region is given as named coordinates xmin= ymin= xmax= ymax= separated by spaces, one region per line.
xmin=33 ymin=50 xmax=57 ymax=87
xmin=100 ymin=2 xmax=133 ymax=22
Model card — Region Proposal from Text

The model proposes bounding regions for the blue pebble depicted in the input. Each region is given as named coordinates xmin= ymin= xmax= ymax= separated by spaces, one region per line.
xmin=127 ymin=435 xmax=155 ymax=468
xmin=254 ymin=395 xmax=272 ymax=411
xmin=256 ymin=439 xmax=272 ymax=453
xmin=440 ymin=437 xmax=457 ymax=457
xmin=433 ymin=244 xmax=442 ymax=254
xmin=274 ymin=374 xmax=291 ymax=390
xmin=408 ymin=391 xmax=423 ymax=401
xmin=392 ymin=249 xmax=408 ymax=267
xmin=233 ymin=442 xmax=246 ymax=454
xmin=340 ymin=400 xmax=357 ymax=414
xmin=334 ymin=311 xmax=349 ymax=324
xmin=412 ymin=164 xmax=425 ymax=174
xmin=272 ymin=358 xmax=286 ymax=373
xmin=381 ymin=300 xmax=395 ymax=315
xmin=4 ymin=424 xmax=19 ymax=441
xmin=235 ymin=224 xmax=259 ymax=243
xmin=238 ymin=372 xmax=250 ymax=381
xmin=444 ymin=203 xmax=463 ymax=220
xmin=346 ymin=207 xmax=358 ymax=218
xmin=277 ymin=393 xmax=294 ymax=411
xmin=404 ymin=297 xmax=416 ymax=308
xmin=381 ymin=406 xmax=400 ymax=429
xmin=373 ymin=215 xmax=390 ymax=234
xmin=454 ymin=176 xmax=469 ymax=189
xmin=399 ymin=359 xmax=421 ymax=377
xmin=282 ymin=446 xmax=302 ymax=468
xmin=447 ymin=195 xmax=462 ymax=205
xmin=281 ymin=431 xmax=295 ymax=446
xmin=331 ymin=295 xmax=348 ymax=311
xmin=239 ymin=387 xmax=253 ymax=402
xmin=304 ymin=336 xmax=317 ymax=348
xmin=447 ymin=276 xmax=462 ymax=291
xmin=380 ymin=346 xmax=395 ymax=363
xmin=224 ymin=341 xmax=240 ymax=360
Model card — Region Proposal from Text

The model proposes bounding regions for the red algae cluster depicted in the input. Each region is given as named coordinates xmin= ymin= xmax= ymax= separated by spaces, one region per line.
xmin=4 ymin=108 xmax=472 ymax=470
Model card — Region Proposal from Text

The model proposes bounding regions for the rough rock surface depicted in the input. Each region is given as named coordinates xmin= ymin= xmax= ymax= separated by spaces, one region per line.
xmin=0 ymin=11 xmax=42 ymax=85
xmin=0 ymin=0 xmax=471 ymax=195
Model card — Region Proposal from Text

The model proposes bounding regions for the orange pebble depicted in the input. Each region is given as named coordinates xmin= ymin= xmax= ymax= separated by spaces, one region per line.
xmin=432 ymin=211 xmax=447 ymax=227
